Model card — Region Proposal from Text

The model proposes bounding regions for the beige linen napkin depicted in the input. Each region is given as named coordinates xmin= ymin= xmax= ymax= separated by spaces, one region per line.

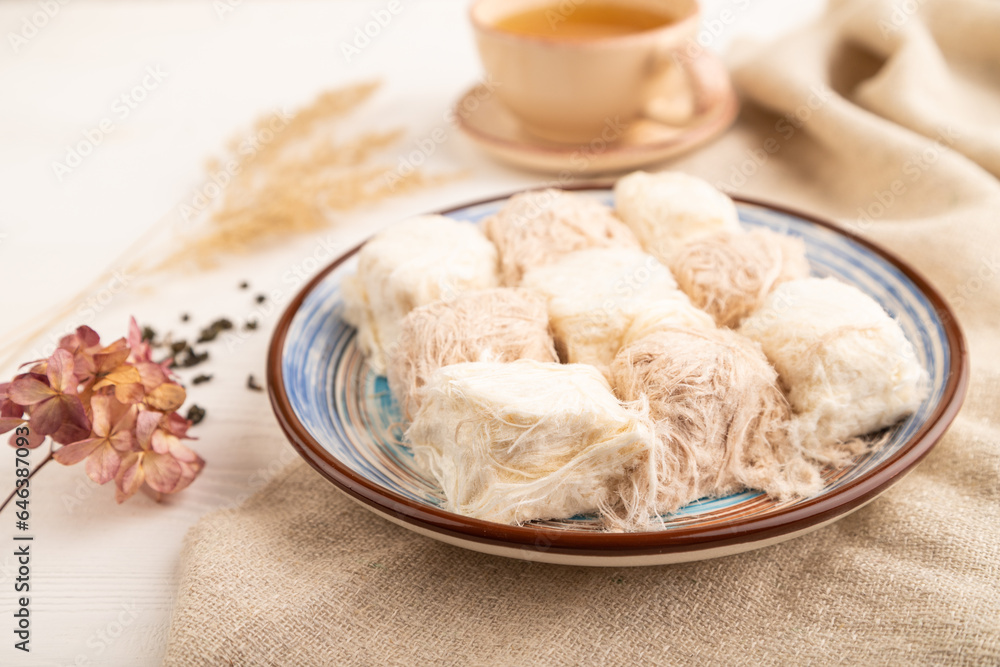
xmin=165 ymin=0 xmax=1000 ymax=664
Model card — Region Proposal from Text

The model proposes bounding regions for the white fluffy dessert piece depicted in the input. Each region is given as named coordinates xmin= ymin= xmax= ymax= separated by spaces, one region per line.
xmin=621 ymin=297 xmax=717 ymax=347
xmin=386 ymin=288 xmax=558 ymax=420
xmin=341 ymin=215 xmax=500 ymax=373
xmin=611 ymin=327 xmax=822 ymax=514
xmin=739 ymin=277 xmax=930 ymax=464
xmin=521 ymin=247 xmax=683 ymax=378
xmin=614 ymin=171 xmax=741 ymax=261
xmin=670 ymin=229 xmax=811 ymax=328
xmin=406 ymin=360 xmax=660 ymax=528
xmin=483 ymin=188 xmax=640 ymax=285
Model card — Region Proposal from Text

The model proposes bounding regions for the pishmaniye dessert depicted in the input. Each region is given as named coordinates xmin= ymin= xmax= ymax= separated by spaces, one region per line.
xmin=340 ymin=171 xmax=929 ymax=530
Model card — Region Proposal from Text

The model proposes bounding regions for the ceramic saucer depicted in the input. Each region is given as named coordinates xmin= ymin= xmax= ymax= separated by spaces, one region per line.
xmin=454 ymin=52 xmax=739 ymax=175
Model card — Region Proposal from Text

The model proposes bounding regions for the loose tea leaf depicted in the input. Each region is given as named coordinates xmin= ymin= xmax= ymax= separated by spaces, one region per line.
xmin=186 ymin=404 xmax=206 ymax=426
xmin=197 ymin=319 xmax=234 ymax=343
xmin=174 ymin=347 xmax=209 ymax=369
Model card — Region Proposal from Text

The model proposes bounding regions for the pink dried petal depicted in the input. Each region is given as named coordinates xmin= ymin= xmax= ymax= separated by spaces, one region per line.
xmin=0 ymin=400 xmax=24 ymax=420
xmin=47 ymin=349 xmax=77 ymax=394
xmin=0 ymin=417 xmax=25 ymax=434
xmin=115 ymin=452 xmax=145 ymax=503
xmin=161 ymin=411 xmax=193 ymax=439
xmin=136 ymin=411 xmax=160 ymax=450
xmin=85 ymin=443 xmax=123 ymax=485
xmin=159 ymin=359 xmax=178 ymax=380
xmin=50 ymin=420 xmax=92 ymax=446
xmin=71 ymin=352 xmax=97 ymax=385
xmin=20 ymin=360 xmax=47 ymax=374
xmin=59 ymin=325 xmax=101 ymax=353
xmin=128 ymin=317 xmax=153 ymax=363
xmin=87 ymin=395 xmax=136 ymax=449
xmin=89 ymin=394 xmax=113 ymax=437
xmin=112 ymin=382 xmax=145 ymax=405
xmin=9 ymin=376 xmax=55 ymax=406
xmin=135 ymin=362 xmax=166 ymax=392
xmin=8 ymin=429 xmax=45 ymax=449
xmin=145 ymin=383 xmax=186 ymax=412
xmin=168 ymin=440 xmax=205 ymax=493
xmin=53 ymin=437 xmax=101 ymax=465
xmin=141 ymin=451 xmax=182 ymax=494
xmin=0 ymin=383 xmax=25 ymax=432
xmin=150 ymin=429 xmax=174 ymax=455
xmin=29 ymin=394 xmax=87 ymax=435
xmin=92 ymin=365 xmax=142 ymax=390
xmin=95 ymin=340 xmax=130 ymax=370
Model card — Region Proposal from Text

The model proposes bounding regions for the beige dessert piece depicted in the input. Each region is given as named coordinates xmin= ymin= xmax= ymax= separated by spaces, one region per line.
xmin=341 ymin=215 xmax=500 ymax=373
xmin=670 ymin=228 xmax=811 ymax=328
xmin=614 ymin=170 xmax=741 ymax=261
xmin=387 ymin=288 xmax=557 ymax=420
xmin=406 ymin=360 xmax=660 ymax=529
xmin=483 ymin=188 xmax=640 ymax=285
xmin=621 ymin=297 xmax=717 ymax=347
xmin=521 ymin=246 xmax=684 ymax=378
xmin=740 ymin=277 xmax=929 ymax=464
xmin=611 ymin=327 xmax=823 ymax=514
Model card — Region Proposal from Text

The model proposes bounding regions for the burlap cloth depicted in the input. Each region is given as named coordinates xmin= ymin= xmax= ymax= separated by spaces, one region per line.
xmin=164 ymin=0 xmax=1000 ymax=664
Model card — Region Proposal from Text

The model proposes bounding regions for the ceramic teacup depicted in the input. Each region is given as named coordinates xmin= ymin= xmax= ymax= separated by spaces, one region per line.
xmin=470 ymin=0 xmax=700 ymax=144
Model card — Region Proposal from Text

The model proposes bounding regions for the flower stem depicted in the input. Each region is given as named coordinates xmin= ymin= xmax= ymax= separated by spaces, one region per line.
xmin=0 ymin=445 xmax=54 ymax=514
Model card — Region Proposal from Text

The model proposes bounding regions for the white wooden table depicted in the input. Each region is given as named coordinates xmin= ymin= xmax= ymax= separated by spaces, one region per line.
xmin=0 ymin=1 xmax=823 ymax=664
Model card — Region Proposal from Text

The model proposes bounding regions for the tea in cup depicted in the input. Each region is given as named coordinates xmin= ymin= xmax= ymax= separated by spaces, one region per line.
xmin=470 ymin=0 xmax=700 ymax=144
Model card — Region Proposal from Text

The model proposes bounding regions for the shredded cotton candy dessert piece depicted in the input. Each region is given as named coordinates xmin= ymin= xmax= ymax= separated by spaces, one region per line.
xmin=386 ymin=288 xmax=558 ymax=419
xmin=614 ymin=171 xmax=741 ymax=261
xmin=406 ymin=360 xmax=660 ymax=529
xmin=521 ymin=247 xmax=684 ymax=378
xmin=341 ymin=215 xmax=499 ymax=372
xmin=670 ymin=229 xmax=811 ymax=328
xmin=621 ymin=297 xmax=717 ymax=347
xmin=739 ymin=277 xmax=930 ymax=465
xmin=611 ymin=327 xmax=823 ymax=514
xmin=483 ymin=188 xmax=641 ymax=285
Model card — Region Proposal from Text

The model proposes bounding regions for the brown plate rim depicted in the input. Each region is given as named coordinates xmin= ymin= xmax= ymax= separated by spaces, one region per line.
xmin=266 ymin=186 xmax=969 ymax=558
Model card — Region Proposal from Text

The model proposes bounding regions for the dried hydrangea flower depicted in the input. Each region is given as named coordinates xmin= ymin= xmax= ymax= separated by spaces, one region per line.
xmin=0 ymin=318 xmax=205 ymax=505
